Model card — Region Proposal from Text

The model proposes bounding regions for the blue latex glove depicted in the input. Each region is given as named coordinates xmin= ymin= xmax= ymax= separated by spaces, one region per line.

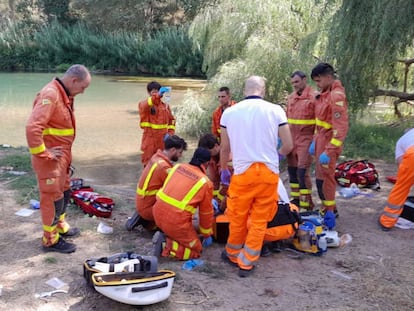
xmin=212 ymin=199 xmax=220 ymax=215
xmin=324 ymin=210 xmax=336 ymax=230
xmin=163 ymin=133 xmax=170 ymax=142
xmin=159 ymin=87 xmax=170 ymax=96
xmin=277 ymin=137 xmax=282 ymax=150
xmin=220 ymin=168 xmax=231 ymax=186
xmin=202 ymin=236 xmax=213 ymax=248
xmin=308 ymin=140 xmax=315 ymax=156
xmin=319 ymin=152 xmax=330 ymax=165
xmin=182 ymin=259 xmax=204 ymax=270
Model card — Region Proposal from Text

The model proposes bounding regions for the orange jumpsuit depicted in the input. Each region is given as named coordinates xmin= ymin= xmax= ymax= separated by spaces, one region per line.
xmin=286 ymin=85 xmax=316 ymax=210
xmin=152 ymin=163 xmax=214 ymax=260
xmin=211 ymin=100 xmax=236 ymax=139
xmin=380 ymin=142 xmax=414 ymax=229
xmin=314 ymin=80 xmax=348 ymax=212
xmin=26 ymin=78 xmax=75 ymax=246
xmin=135 ymin=150 xmax=173 ymax=226
xmin=139 ymin=94 xmax=175 ymax=166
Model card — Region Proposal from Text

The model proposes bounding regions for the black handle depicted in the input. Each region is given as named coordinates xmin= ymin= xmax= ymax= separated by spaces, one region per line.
xmin=131 ymin=281 xmax=168 ymax=293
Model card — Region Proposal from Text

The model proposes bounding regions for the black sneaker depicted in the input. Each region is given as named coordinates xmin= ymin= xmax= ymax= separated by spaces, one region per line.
xmin=125 ymin=211 xmax=144 ymax=231
xmin=60 ymin=227 xmax=80 ymax=237
xmin=238 ymin=266 xmax=255 ymax=278
xmin=268 ymin=241 xmax=283 ymax=253
xmin=43 ymin=237 xmax=76 ymax=253
xmin=260 ymin=244 xmax=271 ymax=257
xmin=221 ymin=250 xmax=238 ymax=267
xmin=334 ymin=209 xmax=339 ymax=218
xmin=152 ymin=231 xmax=165 ymax=257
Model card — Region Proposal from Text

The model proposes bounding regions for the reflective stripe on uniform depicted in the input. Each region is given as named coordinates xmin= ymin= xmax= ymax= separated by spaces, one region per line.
xmin=288 ymin=118 xmax=316 ymax=125
xmin=42 ymin=128 xmax=74 ymax=136
xmin=382 ymin=210 xmax=399 ymax=219
xmin=147 ymin=97 xmax=153 ymax=107
xmin=330 ymin=138 xmax=343 ymax=147
xmin=199 ymin=225 xmax=212 ymax=235
xmin=136 ymin=160 xmax=162 ymax=196
xmin=300 ymin=189 xmax=312 ymax=195
xmin=157 ymin=166 xmax=207 ymax=214
xmin=29 ymin=143 xmax=46 ymax=155
xmin=385 ymin=202 xmax=401 ymax=211
xmin=167 ymin=124 xmax=176 ymax=130
xmin=140 ymin=122 xmax=169 ymax=129
xmin=239 ymin=245 xmax=260 ymax=267
xmin=43 ymin=224 xmax=56 ymax=232
xmin=316 ymin=118 xmax=332 ymax=130
xmin=323 ymin=200 xmax=336 ymax=206
xmin=213 ymin=189 xmax=224 ymax=201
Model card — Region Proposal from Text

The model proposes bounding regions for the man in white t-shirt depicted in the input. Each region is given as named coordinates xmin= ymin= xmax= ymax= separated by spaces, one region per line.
xmin=219 ymin=75 xmax=293 ymax=277
xmin=379 ymin=128 xmax=414 ymax=230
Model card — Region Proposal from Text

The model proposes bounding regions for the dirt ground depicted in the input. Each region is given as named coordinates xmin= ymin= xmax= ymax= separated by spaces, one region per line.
xmin=1 ymin=150 xmax=414 ymax=311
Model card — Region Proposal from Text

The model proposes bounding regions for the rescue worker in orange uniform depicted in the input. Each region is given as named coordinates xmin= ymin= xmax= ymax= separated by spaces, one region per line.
xmin=125 ymin=135 xmax=187 ymax=231
xmin=220 ymin=76 xmax=293 ymax=277
xmin=152 ymin=148 xmax=214 ymax=260
xmin=211 ymin=87 xmax=236 ymax=140
xmin=198 ymin=133 xmax=231 ymax=212
xmin=26 ymin=65 xmax=91 ymax=253
xmin=286 ymin=71 xmax=317 ymax=210
xmin=139 ymin=81 xmax=176 ymax=167
xmin=309 ymin=63 xmax=349 ymax=229
xmin=379 ymin=128 xmax=414 ymax=230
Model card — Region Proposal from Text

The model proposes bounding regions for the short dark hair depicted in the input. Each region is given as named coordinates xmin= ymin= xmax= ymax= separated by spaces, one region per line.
xmin=147 ymin=81 xmax=162 ymax=92
xmin=198 ymin=133 xmax=219 ymax=149
xmin=291 ymin=71 xmax=307 ymax=79
xmin=218 ymin=86 xmax=230 ymax=94
xmin=311 ymin=63 xmax=335 ymax=79
xmin=164 ymin=135 xmax=187 ymax=151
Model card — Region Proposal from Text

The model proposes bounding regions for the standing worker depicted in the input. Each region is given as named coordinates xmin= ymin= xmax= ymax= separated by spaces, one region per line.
xmin=220 ymin=76 xmax=293 ymax=277
xmin=310 ymin=63 xmax=349 ymax=228
xmin=286 ymin=71 xmax=317 ymax=210
xmin=152 ymin=148 xmax=214 ymax=260
xmin=26 ymin=65 xmax=91 ymax=253
xmin=379 ymin=128 xmax=414 ymax=230
xmin=125 ymin=135 xmax=187 ymax=231
xmin=139 ymin=81 xmax=176 ymax=167
xmin=211 ymin=87 xmax=236 ymax=140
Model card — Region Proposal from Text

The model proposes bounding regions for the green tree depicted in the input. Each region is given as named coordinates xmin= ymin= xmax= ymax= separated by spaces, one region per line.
xmin=326 ymin=0 xmax=414 ymax=112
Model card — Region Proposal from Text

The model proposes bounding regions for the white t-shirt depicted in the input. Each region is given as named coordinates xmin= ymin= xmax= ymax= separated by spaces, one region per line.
xmin=220 ymin=96 xmax=288 ymax=174
xmin=395 ymin=128 xmax=414 ymax=160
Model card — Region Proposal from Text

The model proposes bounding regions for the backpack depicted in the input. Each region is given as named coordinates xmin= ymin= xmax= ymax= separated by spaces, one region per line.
xmin=400 ymin=196 xmax=414 ymax=222
xmin=265 ymin=202 xmax=301 ymax=242
xmin=335 ymin=160 xmax=380 ymax=189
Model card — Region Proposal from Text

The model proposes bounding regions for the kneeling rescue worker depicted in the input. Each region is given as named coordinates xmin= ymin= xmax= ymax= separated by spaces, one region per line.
xmin=152 ymin=147 xmax=214 ymax=260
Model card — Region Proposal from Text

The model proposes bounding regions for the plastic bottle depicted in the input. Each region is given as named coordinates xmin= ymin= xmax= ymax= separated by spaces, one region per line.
xmin=163 ymin=87 xmax=172 ymax=103
xmin=30 ymin=199 xmax=40 ymax=209
xmin=339 ymin=233 xmax=352 ymax=247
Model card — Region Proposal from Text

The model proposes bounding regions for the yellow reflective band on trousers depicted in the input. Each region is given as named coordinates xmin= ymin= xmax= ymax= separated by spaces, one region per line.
xmin=157 ymin=167 xmax=207 ymax=214
xmin=288 ymin=118 xmax=316 ymax=125
xmin=29 ymin=143 xmax=46 ymax=155
xmin=316 ymin=118 xmax=332 ymax=130
xmin=330 ymin=138 xmax=343 ymax=147
xmin=140 ymin=122 xmax=169 ymax=129
xmin=43 ymin=224 xmax=57 ymax=233
xmin=137 ymin=161 xmax=160 ymax=196
xmin=42 ymin=128 xmax=74 ymax=136
xmin=172 ymin=240 xmax=191 ymax=260
xmin=323 ymin=200 xmax=336 ymax=206
xmin=199 ymin=225 xmax=212 ymax=235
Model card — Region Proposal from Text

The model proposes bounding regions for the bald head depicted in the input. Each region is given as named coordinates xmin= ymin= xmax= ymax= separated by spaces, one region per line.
xmin=244 ymin=75 xmax=266 ymax=97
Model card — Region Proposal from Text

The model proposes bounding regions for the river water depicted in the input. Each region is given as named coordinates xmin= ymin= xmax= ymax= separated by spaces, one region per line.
xmin=0 ymin=72 xmax=205 ymax=188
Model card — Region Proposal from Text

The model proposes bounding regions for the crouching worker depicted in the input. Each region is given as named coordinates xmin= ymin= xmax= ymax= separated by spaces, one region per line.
xmin=152 ymin=147 xmax=214 ymax=259
xmin=125 ymin=135 xmax=187 ymax=231
xmin=379 ymin=128 xmax=414 ymax=230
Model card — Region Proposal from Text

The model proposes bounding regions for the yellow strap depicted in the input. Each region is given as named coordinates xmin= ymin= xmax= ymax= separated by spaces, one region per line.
xmin=330 ymin=138 xmax=343 ymax=147
xmin=288 ymin=118 xmax=316 ymax=125
xmin=29 ymin=143 xmax=46 ymax=155
xmin=316 ymin=118 xmax=332 ymax=130
xmin=140 ymin=122 xmax=169 ymax=129
xmin=42 ymin=128 xmax=74 ymax=136
xmin=137 ymin=161 xmax=160 ymax=196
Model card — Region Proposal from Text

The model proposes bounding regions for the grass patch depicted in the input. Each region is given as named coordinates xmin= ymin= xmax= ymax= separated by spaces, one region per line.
xmin=342 ymin=121 xmax=407 ymax=162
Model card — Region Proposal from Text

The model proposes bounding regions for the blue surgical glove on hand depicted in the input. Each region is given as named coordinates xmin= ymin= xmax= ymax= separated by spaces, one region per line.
xmin=202 ymin=236 xmax=213 ymax=248
xmin=277 ymin=138 xmax=282 ymax=150
xmin=308 ymin=140 xmax=315 ymax=156
xmin=212 ymin=199 xmax=220 ymax=215
xmin=159 ymin=87 xmax=170 ymax=96
xmin=319 ymin=152 xmax=330 ymax=164
xmin=324 ymin=210 xmax=336 ymax=230
xmin=163 ymin=133 xmax=170 ymax=142
xmin=220 ymin=168 xmax=231 ymax=186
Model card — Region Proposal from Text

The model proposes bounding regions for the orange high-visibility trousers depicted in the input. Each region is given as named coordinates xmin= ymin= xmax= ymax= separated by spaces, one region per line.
xmin=380 ymin=146 xmax=414 ymax=229
xmin=225 ymin=163 xmax=278 ymax=270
